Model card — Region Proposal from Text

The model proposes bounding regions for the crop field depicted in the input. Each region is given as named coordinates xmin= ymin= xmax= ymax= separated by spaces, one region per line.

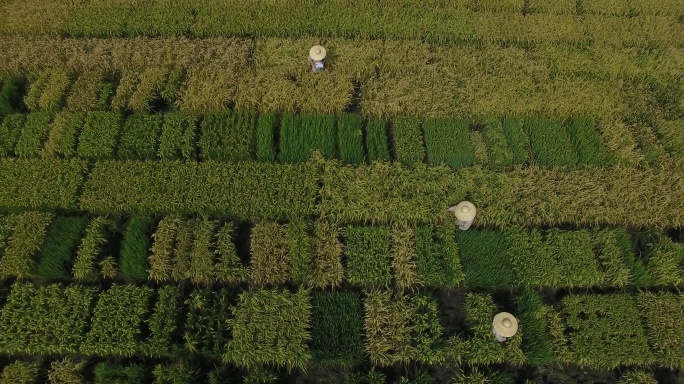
xmin=0 ymin=0 xmax=683 ymax=383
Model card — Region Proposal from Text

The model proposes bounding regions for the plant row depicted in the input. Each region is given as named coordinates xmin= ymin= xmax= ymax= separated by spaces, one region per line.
xmin=0 ymin=281 xmax=682 ymax=372
xmin=0 ymin=110 xmax=631 ymax=167
xmin=2 ymin=212 xmax=682 ymax=290
xmin=0 ymin=0 xmax=681 ymax=46
xmin=0 ymin=37 xmax=682 ymax=132
xmin=3 ymin=157 xmax=684 ymax=227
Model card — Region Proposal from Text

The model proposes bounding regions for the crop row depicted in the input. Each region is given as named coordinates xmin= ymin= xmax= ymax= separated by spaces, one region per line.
xmin=0 ymin=110 xmax=637 ymax=167
xmin=2 ymin=212 xmax=682 ymax=290
xmin=0 ymin=38 xmax=681 ymax=131
xmin=2 ymin=157 xmax=684 ymax=227
xmin=0 ymin=281 xmax=681 ymax=372
xmin=0 ymin=0 xmax=681 ymax=45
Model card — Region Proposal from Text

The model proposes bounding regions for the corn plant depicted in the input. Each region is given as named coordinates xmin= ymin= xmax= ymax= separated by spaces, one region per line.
xmin=117 ymin=114 xmax=162 ymax=160
xmin=310 ymin=291 xmax=364 ymax=365
xmin=424 ymin=118 xmax=474 ymax=167
xmin=82 ymin=284 xmax=154 ymax=357
xmin=0 ymin=211 xmax=53 ymax=279
xmin=158 ymin=112 xmax=197 ymax=161
xmin=280 ymin=114 xmax=336 ymax=163
xmin=636 ymin=292 xmax=684 ymax=369
xmin=199 ymin=111 xmax=255 ymax=162
xmin=525 ymin=118 xmax=578 ymax=166
xmin=41 ymin=112 xmax=84 ymax=158
xmin=48 ymin=357 xmax=87 ymax=384
xmin=72 ymin=216 xmax=110 ymax=282
xmin=0 ymin=361 xmax=41 ymax=384
xmin=224 ymin=289 xmax=312 ymax=370
xmin=455 ymin=230 xmax=513 ymax=290
xmin=562 ymin=294 xmax=654 ymax=369
xmin=184 ymin=288 xmax=234 ymax=358
xmin=465 ymin=293 xmax=525 ymax=365
xmin=14 ymin=112 xmax=53 ymax=158
xmin=76 ymin=111 xmax=122 ymax=160
xmin=0 ymin=282 xmax=97 ymax=355
xmin=152 ymin=363 xmax=197 ymax=384
xmin=366 ymin=119 xmax=390 ymax=162
xmin=37 ymin=216 xmax=88 ymax=279
xmin=0 ymin=158 xmax=87 ymax=210
xmin=143 ymin=286 xmax=182 ymax=358
xmin=346 ymin=226 xmax=392 ymax=287
xmin=392 ymin=116 xmax=425 ymax=166
xmin=0 ymin=114 xmax=25 ymax=156
xmin=39 ymin=69 xmax=71 ymax=111
xmin=120 ymin=216 xmax=153 ymax=282
xmin=93 ymin=362 xmax=146 ymax=384
xmin=338 ymin=113 xmax=364 ymax=164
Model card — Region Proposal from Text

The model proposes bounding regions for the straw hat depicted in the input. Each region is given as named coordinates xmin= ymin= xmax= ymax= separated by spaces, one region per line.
xmin=454 ymin=201 xmax=476 ymax=221
xmin=493 ymin=312 xmax=518 ymax=338
xmin=309 ymin=45 xmax=327 ymax=61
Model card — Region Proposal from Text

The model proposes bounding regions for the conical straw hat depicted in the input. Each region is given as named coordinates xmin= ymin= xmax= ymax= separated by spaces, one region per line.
xmin=309 ymin=45 xmax=327 ymax=61
xmin=493 ymin=312 xmax=518 ymax=338
xmin=454 ymin=201 xmax=476 ymax=221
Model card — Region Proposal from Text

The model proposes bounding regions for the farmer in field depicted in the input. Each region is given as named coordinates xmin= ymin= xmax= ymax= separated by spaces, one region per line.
xmin=308 ymin=45 xmax=326 ymax=72
xmin=492 ymin=312 xmax=518 ymax=342
xmin=447 ymin=201 xmax=476 ymax=230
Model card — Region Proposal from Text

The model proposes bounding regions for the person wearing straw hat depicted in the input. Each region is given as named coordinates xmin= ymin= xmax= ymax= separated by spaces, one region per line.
xmin=492 ymin=312 xmax=518 ymax=342
xmin=308 ymin=45 xmax=327 ymax=72
xmin=447 ymin=201 xmax=476 ymax=230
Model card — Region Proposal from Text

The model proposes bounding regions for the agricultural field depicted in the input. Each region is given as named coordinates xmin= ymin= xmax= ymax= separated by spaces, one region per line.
xmin=0 ymin=0 xmax=683 ymax=383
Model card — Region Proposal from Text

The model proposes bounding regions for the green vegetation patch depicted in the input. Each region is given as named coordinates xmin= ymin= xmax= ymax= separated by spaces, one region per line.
xmin=0 ymin=114 xmax=25 ymax=156
xmin=393 ymin=116 xmax=425 ymax=166
xmin=280 ymin=114 xmax=336 ymax=163
xmin=636 ymin=292 xmax=684 ymax=369
xmin=255 ymin=112 xmax=276 ymax=162
xmin=456 ymin=229 xmax=513 ymax=290
xmin=42 ymin=112 xmax=84 ymax=158
xmin=120 ymin=216 xmax=153 ymax=282
xmin=502 ymin=117 xmax=530 ymax=164
xmin=338 ymin=113 xmax=364 ymax=164
xmin=424 ymin=118 xmax=474 ymax=167
xmin=346 ymin=226 xmax=392 ymax=287
xmin=158 ymin=112 xmax=196 ymax=161
xmin=525 ymin=118 xmax=578 ymax=166
xmin=200 ymin=111 xmax=255 ymax=162
xmin=143 ymin=286 xmax=183 ymax=358
xmin=117 ymin=114 xmax=162 ymax=160
xmin=184 ymin=288 xmax=234 ymax=359
xmin=566 ymin=117 xmax=612 ymax=166
xmin=14 ymin=112 xmax=52 ymax=158
xmin=37 ymin=216 xmax=88 ymax=279
xmin=77 ymin=111 xmax=122 ymax=160
xmin=93 ymin=363 xmax=146 ymax=384
xmin=311 ymin=291 xmax=364 ymax=364
xmin=415 ymin=224 xmax=465 ymax=287
xmin=366 ymin=119 xmax=390 ymax=162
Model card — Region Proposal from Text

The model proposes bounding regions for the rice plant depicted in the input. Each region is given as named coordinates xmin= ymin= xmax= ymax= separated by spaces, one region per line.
xmin=93 ymin=363 xmax=146 ymax=384
xmin=308 ymin=220 xmax=344 ymax=289
xmin=38 ymin=69 xmax=71 ymax=111
xmin=117 ymin=114 xmax=162 ymax=160
xmin=515 ymin=290 xmax=554 ymax=364
xmin=280 ymin=114 xmax=336 ymax=163
xmin=391 ymin=224 xmax=421 ymax=289
xmin=0 ymin=114 xmax=25 ymax=156
xmin=72 ymin=216 xmax=111 ymax=283
xmin=310 ymin=291 xmax=364 ymax=364
xmin=288 ymin=220 xmax=313 ymax=285
xmin=366 ymin=119 xmax=390 ymax=162
xmin=250 ymin=222 xmax=291 ymax=286
xmin=636 ymin=292 xmax=684 ymax=369
xmin=455 ymin=230 xmax=513 ymax=290
xmin=41 ymin=112 xmax=84 ymax=158
xmin=0 ymin=361 xmax=41 ymax=384
xmin=143 ymin=286 xmax=182 ymax=357
xmin=120 ymin=216 xmax=153 ymax=282
xmin=0 ymin=211 xmax=53 ymax=279
xmin=200 ymin=110 xmax=255 ymax=162
xmin=188 ymin=218 xmax=218 ymax=286
xmin=424 ymin=118 xmax=474 ymax=167
xmin=482 ymin=118 xmax=513 ymax=166
xmin=184 ymin=288 xmax=234 ymax=358
xmin=152 ymin=363 xmax=198 ymax=384
xmin=214 ymin=222 xmax=249 ymax=285
xmin=255 ymin=112 xmax=277 ymax=162
xmin=338 ymin=113 xmax=364 ymax=164
xmin=47 ymin=357 xmax=87 ymax=384
xmin=76 ymin=111 xmax=122 ymax=160
xmin=158 ymin=112 xmax=196 ymax=161
xmin=66 ymin=71 xmax=104 ymax=112
xmin=566 ymin=117 xmax=612 ymax=166
xmin=0 ymin=77 xmax=21 ymax=116
xmin=525 ymin=118 xmax=578 ymax=166
xmin=392 ymin=116 xmax=425 ymax=166
xmin=346 ymin=226 xmax=392 ymax=287
xmin=37 ymin=216 xmax=88 ymax=279
xmin=14 ymin=112 xmax=53 ymax=158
